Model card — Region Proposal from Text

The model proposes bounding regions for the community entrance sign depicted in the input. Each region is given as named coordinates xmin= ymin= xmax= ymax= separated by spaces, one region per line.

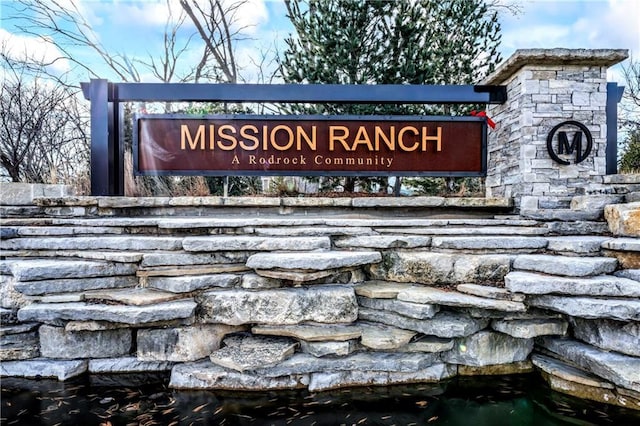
xmin=81 ymin=81 xmax=507 ymax=195
xmin=135 ymin=115 xmax=486 ymax=176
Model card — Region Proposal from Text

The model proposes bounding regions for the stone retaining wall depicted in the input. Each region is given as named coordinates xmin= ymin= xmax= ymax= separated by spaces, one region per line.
xmin=1 ymin=188 xmax=639 ymax=410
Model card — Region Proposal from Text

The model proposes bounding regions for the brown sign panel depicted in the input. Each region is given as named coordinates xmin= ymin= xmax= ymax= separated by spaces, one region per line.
xmin=134 ymin=115 xmax=486 ymax=176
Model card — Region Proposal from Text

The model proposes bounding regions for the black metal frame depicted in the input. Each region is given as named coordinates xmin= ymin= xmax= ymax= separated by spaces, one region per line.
xmin=82 ymin=80 xmax=507 ymax=195
xmin=606 ymin=82 xmax=625 ymax=175
xmin=133 ymin=113 xmax=487 ymax=178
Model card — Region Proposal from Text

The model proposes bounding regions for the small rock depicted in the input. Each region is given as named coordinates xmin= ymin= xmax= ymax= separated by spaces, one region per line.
xmin=444 ymin=331 xmax=533 ymax=367
xmin=209 ymin=335 xmax=297 ymax=372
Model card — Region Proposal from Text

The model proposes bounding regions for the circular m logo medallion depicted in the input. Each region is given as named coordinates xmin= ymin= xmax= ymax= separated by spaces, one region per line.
xmin=546 ymin=121 xmax=593 ymax=165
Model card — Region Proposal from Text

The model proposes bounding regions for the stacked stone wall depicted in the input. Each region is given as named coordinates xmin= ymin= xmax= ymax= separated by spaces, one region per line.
xmin=484 ymin=49 xmax=628 ymax=210
xmin=1 ymin=191 xmax=639 ymax=410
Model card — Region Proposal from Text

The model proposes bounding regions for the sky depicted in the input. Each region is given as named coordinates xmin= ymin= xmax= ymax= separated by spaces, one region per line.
xmin=0 ymin=0 xmax=639 ymax=85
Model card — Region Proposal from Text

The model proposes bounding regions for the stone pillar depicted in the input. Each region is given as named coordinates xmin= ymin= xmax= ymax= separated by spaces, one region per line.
xmin=483 ymin=49 xmax=628 ymax=211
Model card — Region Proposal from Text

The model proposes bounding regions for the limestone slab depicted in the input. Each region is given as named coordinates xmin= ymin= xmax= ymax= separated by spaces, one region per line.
xmin=358 ymin=307 xmax=488 ymax=338
xmin=570 ymin=194 xmax=625 ymax=213
xmin=137 ymin=264 xmax=248 ymax=277
xmin=376 ymin=226 xmax=546 ymax=236
xmin=169 ymin=361 xmax=309 ymax=390
xmin=0 ymin=322 xmax=38 ymax=336
xmin=183 ymin=236 xmax=330 ymax=252
xmin=253 ymin=268 xmax=349 ymax=283
xmin=1 ymin=236 xmax=182 ymax=251
xmin=9 ymin=259 xmax=136 ymax=282
xmin=254 ymin=352 xmax=440 ymax=377
xmin=138 ymin=324 xmax=243 ymax=362
xmin=147 ymin=274 xmax=240 ymax=293
xmin=0 ymin=359 xmax=87 ymax=380
xmin=308 ymin=363 xmax=457 ymax=392
xmin=12 ymin=276 xmax=137 ymax=296
xmin=359 ymin=322 xmax=416 ymax=350
xmin=527 ymin=295 xmax=640 ymax=321
xmin=4 ymin=250 xmax=143 ymax=263
xmin=546 ymin=236 xmax=608 ymax=254
xmin=253 ymin=226 xmax=373 ymax=236
xmin=444 ymin=331 xmax=533 ymax=367
xmin=209 ymin=335 xmax=297 ymax=372
xmin=246 ymin=251 xmax=381 ymax=271
xmin=397 ymin=286 xmax=526 ymax=312
xmin=458 ymin=361 xmax=533 ymax=376
xmin=456 ymin=284 xmax=524 ymax=301
xmin=141 ymin=252 xmax=250 ymax=267
xmin=400 ymin=336 xmax=454 ymax=353
xmin=532 ymin=354 xmax=614 ymax=389
xmin=89 ymin=357 xmax=173 ymax=373
xmin=0 ymin=332 xmax=39 ymax=360
xmin=505 ymin=271 xmax=640 ymax=297
xmin=368 ymin=252 xmax=511 ymax=285
xmin=605 ymin=202 xmax=640 ymax=237
xmin=198 ymin=285 xmax=357 ymax=326
xmin=300 ymin=340 xmax=358 ymax=357
xmin=615 ymin=269 xmax=640 ymax=281
xmin=355 ymin=281 xmax=415 ymax=299
xmin=83 ymin=288 xmax=184 ymax=306
xmin=538 ymin=337 xmax=640 ymax=392
xmin=16 ymin=226 xmax=122 ymax=236
xmin=602 ymin=238 xmax=640 ymax=252
xmin=357 ymin=296 xmax=439 ymax=319
xmin=571 ymin=318 xmax=640 ymax=357
xmin=39 ymin=325 xmax=131 ymax=359
xmin=240 ymin=273 xmax=281 ymax=289
xmin=491 ymin=318 xmax=567 ymax=338
xmin=431 ymin=236 xmax=547 ymax=251
xmin=335 ymin=235 xmax=431 ymax=249
xmin=18 ymin=299 xmax=197 ymax=324
xmin=252 ymin=324 xmax=361 ymax=342
xmin=512 ymin=254 xmax=617 ymax=277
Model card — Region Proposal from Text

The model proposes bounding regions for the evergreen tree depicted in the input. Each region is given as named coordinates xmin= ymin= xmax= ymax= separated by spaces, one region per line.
xmin=620 ymin=126 xmax=640 ymax=173
xmin=279 ymin=0 xmax=502 ymax=193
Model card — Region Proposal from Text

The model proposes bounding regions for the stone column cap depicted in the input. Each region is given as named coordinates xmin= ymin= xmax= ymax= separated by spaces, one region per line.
xmin=483 ymin=48 xmax=629 ymax=85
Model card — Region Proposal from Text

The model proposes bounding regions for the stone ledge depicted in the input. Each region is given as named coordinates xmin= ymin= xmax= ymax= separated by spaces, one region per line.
xmin=484 ymin=48 xmax=629 ymax=85
xmin=12 ymin=195 xmax=513 ymax=212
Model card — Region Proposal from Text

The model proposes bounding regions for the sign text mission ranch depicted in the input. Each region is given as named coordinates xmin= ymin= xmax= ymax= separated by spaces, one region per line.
xmin=134 ymin=115 xmax=487 ymax=176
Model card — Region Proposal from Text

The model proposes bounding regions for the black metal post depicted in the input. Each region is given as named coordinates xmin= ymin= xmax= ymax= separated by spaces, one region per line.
xmin=89 ymin=79 xmax=111 ymax=196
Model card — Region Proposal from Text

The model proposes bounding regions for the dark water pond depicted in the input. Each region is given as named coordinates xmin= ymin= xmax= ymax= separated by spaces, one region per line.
xmin=2 ymin=373 xmax=639 ymax=426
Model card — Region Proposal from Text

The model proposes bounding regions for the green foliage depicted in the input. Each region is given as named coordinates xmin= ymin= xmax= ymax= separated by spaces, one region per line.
xmin=620 ymin=125 xmax=640 ymax=173
xmin=279 ymin=0 xmax=502 ymax=193
xmin=206 ymin=176 xmax=262 ymax=196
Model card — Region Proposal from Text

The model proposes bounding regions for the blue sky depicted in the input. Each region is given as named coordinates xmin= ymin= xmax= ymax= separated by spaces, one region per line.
xmin=1 ymin=0 xmax=638 ymax=84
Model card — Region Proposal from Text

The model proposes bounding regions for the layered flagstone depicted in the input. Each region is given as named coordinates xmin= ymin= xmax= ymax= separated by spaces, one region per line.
xmin=183 ymin=236 xmax=330 ymax=252
xmin=39 ymin=325 xmax=131 ymax=359
xmin=512 ymin=255 xmax=617 ymax=277
xmin=396 ymin=286 xmax=526 ymax=312
xmin=246 ymin=251 xmax=381 ymax=271
xmin=0 ymin=359 xmax=87 ymax=380
xmin=527 ymin=295 xmax=640 ymax=321
xmin=505 ymin=271 xmax=640 ymax=297
xmin=138 ymin=325 xmax=244 ymax=362
xmin=8 ymin=259 xmax=136 ymax=282
xmin=444 ymin=331 xmax=533 ymax=367
xmin=197 ymin=286 xmax=358 ymax=325
xmin=18 ymin=299 xmax=197 ymax=325
xmin=368 ymin=252 xmax=511 ymax=285
xmin=538 ymin=337 xmax=640 ymax=392
xmin=358 ymin=307 xmax=488 ymax=338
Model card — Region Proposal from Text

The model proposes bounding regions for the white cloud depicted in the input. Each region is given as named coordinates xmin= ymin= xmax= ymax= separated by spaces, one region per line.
xmin=0 ymin=28 xmax=70 ymax=74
